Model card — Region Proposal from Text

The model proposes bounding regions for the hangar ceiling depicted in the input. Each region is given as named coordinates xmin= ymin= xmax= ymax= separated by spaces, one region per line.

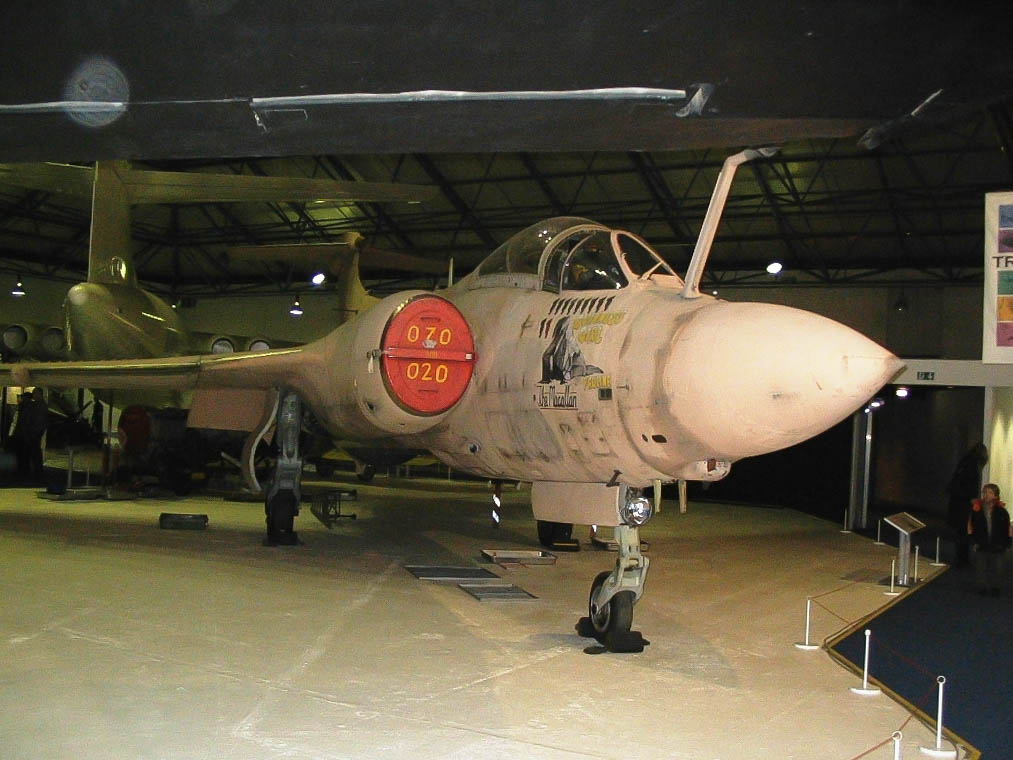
xmin=1 ymin=101 xmax=1012 ymax=298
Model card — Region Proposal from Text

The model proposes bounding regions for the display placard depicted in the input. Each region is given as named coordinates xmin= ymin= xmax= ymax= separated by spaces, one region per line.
xmin=884 ymin=511 xmax=926 ymax=536
xmin=984 ymin=192 xmax=1013 ymax=363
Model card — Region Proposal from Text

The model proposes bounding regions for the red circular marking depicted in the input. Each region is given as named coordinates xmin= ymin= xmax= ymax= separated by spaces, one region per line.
xmin=381 ymin=296 xmax=476 ymax=415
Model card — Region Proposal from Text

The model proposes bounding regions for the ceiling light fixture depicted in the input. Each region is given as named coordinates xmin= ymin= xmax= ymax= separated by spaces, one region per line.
xmin=766 ymin=261 xmax=783 ymax=276
xmin=311 ymin=272 xmax=326 ymax=286
xmin=895 ymin=387 xmax=909 ymax=398
xmin=11 ymin=279 xmax=25 ymax=297
xmin=289 ymin=299 xmax=303 ymax=317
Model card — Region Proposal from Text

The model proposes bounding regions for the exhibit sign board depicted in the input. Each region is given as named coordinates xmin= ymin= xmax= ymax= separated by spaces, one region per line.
xmin=884 ymin=511 xmax=925 ymax=536
xmin=984 ymin=192 xmax=1013 ymax=363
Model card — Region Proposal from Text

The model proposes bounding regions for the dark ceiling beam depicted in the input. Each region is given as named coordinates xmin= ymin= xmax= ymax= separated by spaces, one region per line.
xmin=412 ymin=153 xmax=497 ymax=249
xmin=627 ymin=152 xmax=692 ymax=248
xmin=874 ymin=152 xmax=918 ymax=270
xmin=748 ymin=161 xmax=809 ymax=273
xmin=986 ymin=102 xmax=1013 ymax=180
xmin=428 ymin=144 xmax=1000 ymax=189
xmin=519 ymin=153 xmax=567 ymax=216
xmin=0 ymin=190 xmax=50 ymax=230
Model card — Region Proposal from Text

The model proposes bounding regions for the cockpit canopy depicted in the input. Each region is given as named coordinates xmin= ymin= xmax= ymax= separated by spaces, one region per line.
xmin=469 ymin=217 xmax=681 ymax=293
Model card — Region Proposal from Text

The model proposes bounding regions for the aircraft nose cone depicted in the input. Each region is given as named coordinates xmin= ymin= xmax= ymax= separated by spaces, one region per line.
xmin=667 ymin=301 xmax=903 ymax=459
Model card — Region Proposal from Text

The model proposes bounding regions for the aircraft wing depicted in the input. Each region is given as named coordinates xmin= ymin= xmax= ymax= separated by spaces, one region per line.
xmin=123 ymin=169 xmax=436 ymax=205
xmin=0 ymin=162 xmax=436 ymax=204
xmin=1 ymin=346 xmax=316 ymax=395
xmin=0 ymin=162 xmax=94 ymax=197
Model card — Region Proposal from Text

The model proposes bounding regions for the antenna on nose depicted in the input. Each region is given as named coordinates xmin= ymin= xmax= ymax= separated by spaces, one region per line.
xmin=680 ymin=146 xmax=779 ymax=299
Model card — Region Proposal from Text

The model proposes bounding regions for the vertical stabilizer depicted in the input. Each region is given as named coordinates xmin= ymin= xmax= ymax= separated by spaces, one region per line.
xmin=88 ymin=161 xmax=136 ymax=287
xmin=330 ymin=238 xmax=380 ymax=321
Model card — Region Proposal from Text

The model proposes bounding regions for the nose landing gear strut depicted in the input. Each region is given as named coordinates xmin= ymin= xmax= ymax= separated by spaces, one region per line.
xmin=581 ymin=490 xmax=652 ymax=652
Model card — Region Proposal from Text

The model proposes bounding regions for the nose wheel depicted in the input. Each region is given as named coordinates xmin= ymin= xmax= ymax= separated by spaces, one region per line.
xmin=589 ymin=571 xmax=634 ymax=642
xmin=583 ymin=523 xmax=650 ymax=652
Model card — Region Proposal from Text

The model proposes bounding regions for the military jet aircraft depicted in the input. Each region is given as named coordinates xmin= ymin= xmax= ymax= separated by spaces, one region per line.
xmin=2 ymin=150 xmax=902 ymax=649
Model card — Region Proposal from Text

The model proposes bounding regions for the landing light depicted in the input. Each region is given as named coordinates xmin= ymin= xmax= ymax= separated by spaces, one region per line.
xmin=11 ymin=280 xmax=25 ymax=297
xmin=895 ymin=387 xmax=909 ymax=398
xmin=620 ymin=496 xmax=653 ymax=526
xmin=869 ymin=398 xmax=885 ymax=409
xmin=289 ymin=299 xmax=303 ymax=317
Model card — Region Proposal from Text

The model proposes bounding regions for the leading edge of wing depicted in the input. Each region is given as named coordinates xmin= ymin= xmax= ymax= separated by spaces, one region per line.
xmin=2 ymin=346 xmax=307 ymax=391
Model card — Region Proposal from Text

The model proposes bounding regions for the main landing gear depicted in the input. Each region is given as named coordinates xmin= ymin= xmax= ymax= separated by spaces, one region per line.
xmin=264 ymin=390 xmax=304 ymax=546
xmin=582 ymin=491 xmax=653 ymax=652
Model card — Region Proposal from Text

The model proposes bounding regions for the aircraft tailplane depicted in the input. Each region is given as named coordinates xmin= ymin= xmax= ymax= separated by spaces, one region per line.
xmin=88 ymin=161 xmax=136 ymax=287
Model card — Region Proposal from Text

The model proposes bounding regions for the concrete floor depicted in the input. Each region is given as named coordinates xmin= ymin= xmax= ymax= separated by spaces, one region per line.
xmin=0 ymin=474 xmax=954 ymax=759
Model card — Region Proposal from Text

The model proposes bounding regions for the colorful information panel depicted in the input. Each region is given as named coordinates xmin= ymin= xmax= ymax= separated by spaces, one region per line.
xmin=984 ymin=192 xmax=1013 ymax=363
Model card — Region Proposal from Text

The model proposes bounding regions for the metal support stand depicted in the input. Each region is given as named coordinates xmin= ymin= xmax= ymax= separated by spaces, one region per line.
xmin=848 ymin=409 xmax=873 ymax=530
xmin=931 ymin=537 xmax=945 ymax=567
xmin=794 ymin=597 xmax=820 ymax=650
xmin=884 ymin=512 xmax=926 ymax=587
xmin=65 ymin=447 xmax=75 ymax=491
xmin=884 ymin=560 xmax=901 ymax=597
xmin=920 ymin=676 xmax=957 ymax=758
xmin=849 ymin=629 xmax=881 ymax=696
xmin=310 ymin=489 xmax=357 ymax=528
xmin=875 ymin=519 xmax=884 ymax=545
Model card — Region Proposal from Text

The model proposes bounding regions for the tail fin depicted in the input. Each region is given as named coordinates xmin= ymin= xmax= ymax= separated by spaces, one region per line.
xmin=328 ymin=234 xmax=380 ymax=321
xmin=87 ymin=161 xmax=135 ymax=286
xmin=227 ymin=234 xmax=384 ymax=323
xmin=0 ymin=160 xmax=135 ymax=286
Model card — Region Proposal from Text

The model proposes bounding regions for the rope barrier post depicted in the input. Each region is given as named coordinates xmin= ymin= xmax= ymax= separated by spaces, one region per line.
xmin=914 ymin=545 xmax=920 ymax=583
xmin=919 ymin=676 xmax=957 ymax=758
xmin=884 ymin=559 xmax=901 ymax=596
xmin=892 ymin=731 xmax=903 ymax=760
xmin=930 ymin=535 xmax=945 ymax=567
xmin=794 ymin=597 xmax=820 ymax=650
xmin=840 ymin=507 xmax=851 ymax=533
xmin=875 ymin=518 xmax=885 ymax=545
xmin=849 ymin=629 xmax=882 ymax=696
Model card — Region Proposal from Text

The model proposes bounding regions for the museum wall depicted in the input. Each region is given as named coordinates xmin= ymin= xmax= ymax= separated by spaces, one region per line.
xmin=871 ymin=386 xmax=984 ymax=516
xmin=724 ymin=283 xmax=983 ymax=360
xmin=986 ymin=386 xmax=1013 ymax=502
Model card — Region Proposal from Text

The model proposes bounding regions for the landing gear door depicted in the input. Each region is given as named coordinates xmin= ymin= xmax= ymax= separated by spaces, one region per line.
xmin=531 ymin=481 xmax=622 ymax=527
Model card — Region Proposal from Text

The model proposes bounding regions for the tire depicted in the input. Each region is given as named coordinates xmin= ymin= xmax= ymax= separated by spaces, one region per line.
xmin=588 ymin=570 xmax=634 ymax=644
xmin=266 ymin=491 xmax=298 ymax=544
xmin=536 ymin=520 xmax=573 ymax=547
